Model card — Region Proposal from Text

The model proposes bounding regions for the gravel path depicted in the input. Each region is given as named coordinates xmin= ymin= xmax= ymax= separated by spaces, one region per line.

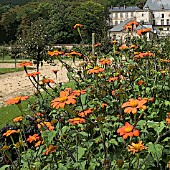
xmin=0 ymin=61 xmax=73 ymax=106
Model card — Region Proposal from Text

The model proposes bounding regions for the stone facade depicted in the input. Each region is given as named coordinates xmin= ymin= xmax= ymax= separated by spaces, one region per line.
xmin=109 ymin=0 xmax=170 ymax=38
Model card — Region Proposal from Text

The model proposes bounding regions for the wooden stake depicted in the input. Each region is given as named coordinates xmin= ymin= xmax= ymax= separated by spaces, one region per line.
xmin=92 ymin=33 xmax=95 ymax=56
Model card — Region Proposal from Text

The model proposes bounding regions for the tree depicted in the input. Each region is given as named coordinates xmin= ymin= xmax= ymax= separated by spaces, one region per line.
xmin=72 ymin=1 xmax=109 ymax=43
xmin=18 ymin=18 xmax=49 ymax=89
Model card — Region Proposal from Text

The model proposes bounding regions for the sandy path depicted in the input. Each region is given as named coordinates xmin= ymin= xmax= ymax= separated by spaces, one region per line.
xmin=0 ymin=61 xmax=73 ymax=106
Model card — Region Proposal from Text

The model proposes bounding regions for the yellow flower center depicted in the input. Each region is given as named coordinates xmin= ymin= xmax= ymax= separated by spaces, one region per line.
xmin=74 ymin=118 xmax=80 ymax=121
xmin=161 ymin=70 xmax=166 ymax=74
xmin=59 ymin=97 xmax=67 ymax=102
xmin=130 ymin=100 xmax=138 ymax=107
xmin=94 ymin=66 xmax=99 ymax=70
xmin=77 ymin=90 xmax=81 ymax=93
xmin=125 ymin=127 xmax=133 ymax=133
xmin=14 ymin=97 xmax=21 ymax=101
xmin=133 ymin=143 xmax=141 ymax=150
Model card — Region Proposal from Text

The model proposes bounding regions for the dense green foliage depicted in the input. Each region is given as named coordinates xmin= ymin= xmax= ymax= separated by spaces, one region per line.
xmin=0 ymin=33 xmax=169 ymax=169
xmin=0 ymin=0 xmax=146 ymax=45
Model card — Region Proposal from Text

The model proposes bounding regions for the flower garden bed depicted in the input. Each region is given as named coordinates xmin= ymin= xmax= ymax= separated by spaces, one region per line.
xmin=0 ymin=34 xmax=170 ymax=169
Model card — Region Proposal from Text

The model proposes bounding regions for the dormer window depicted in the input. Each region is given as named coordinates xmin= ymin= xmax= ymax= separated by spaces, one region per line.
xmin=161 ymin=4 xmax=164 ymax=10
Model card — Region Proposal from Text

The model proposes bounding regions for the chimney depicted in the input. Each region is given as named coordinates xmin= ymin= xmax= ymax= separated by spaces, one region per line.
xmin=124 ymin=4 xmax=126 ymax=9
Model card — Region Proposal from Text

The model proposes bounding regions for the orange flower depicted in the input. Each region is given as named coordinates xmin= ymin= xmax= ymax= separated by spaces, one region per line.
xmin=126 ymin=21 xmax=138 ymax=27
xmin=69 ymin=51 xmax=82 ymax=57
xmin=74 ymin=24 xmax=83 ymax=29
xmin=51 ymin=91 xmax=76 ymax=109
xmin=94 ymin=43 xmax=101 ymax=47
xmin=99 ymin=58 xmax=111 ymax=65
xmin=136 ymin=30 xmax=142 ymax=36
xmin=44 ymin=144 xmax=57 ymax=155
xmin=102 ymin=103 xmax=108 ymax=108
xmin=87 ymin=66 xmax=104 ymax=74
xmin=138 ymin=52 xmax=154 ymax=58
xmin=107 ymin=77 xmax=118 ymax=82
xmin=13 ymin=116 xmax=23 ymax=123
xmin=124 ymin=25 xmax=132 ymax=31
xmin=68 ymin=117 xmax=86 ymax=125
xmin=160 ymin=59 xmax=170 ymax=63
xmin=134 ymin=52 xmax=139 ymax=55
xmin=5 ymin=96 xmax=29 ymax=105
xmin=166 ymin=117 xmax=170 ymax=124
xmin=166 ymin=112 xmax=170 ymax=124
xmin=112 ymin=90 xmax=116 ymax=95
xmin=128 ymin=141 xmax=147 ymax=154
xmin=48 ymin=50 xmax=64 ymax=56
xmin=3 ymin=129 xmax=20 ymax=137
xmin=121 ymin=98 xmax=147 ymax=114
xmin=71 ymin=89 xmax=86 ymax=96
xmin=27 ymin=134 xmax=40 ymax=143
xmin=1 ymin=145 xmax=10 ymax=151
xmin=78 ymin=108 xmax=93 ymax=117
xmin=48 ymin=51 xmax=55 ymax=56
xmin=35 ymin=140 xmax=44 ymax=147
xmin=136 ymin=28 xmax=151 ymax=35
xmin=34 ymin=112 xmax=44 ymax=117
xmin=26 ymin=72 xmax=40 ymax=77
xmin=129 ymin=45 xmax=138 ymax=49
xmin=52 ymin=70 xmax=59 ymax=74
xmin=117 ymin=122 xmax=140 ymax=139
xmin=44 ymin=121 xmax=54 ymax=131
xmin=42 ymin=78 xmax=55 ymax=84
xmin=18 ymin=61 xmax=33 ymax=67
xmin=119 ymin=45 xmax=129 ymax=50
xmin=137 ymin=80 xmax=146 ymax=86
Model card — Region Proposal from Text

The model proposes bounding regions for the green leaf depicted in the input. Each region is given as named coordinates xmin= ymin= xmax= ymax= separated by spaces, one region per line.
xmin=108 ymin=139 xmax=118 ymax=145
xmin=165 ymin=100 xmax=170 ymax=106
xmin=147 ymin=121 xmax=165 ymax=134
xmin=0 ymin=165 xmax=10 ymax=170
xmin=78 ymin=146 xmax=86 ymax=160
xmin=146 ymin=87 xmax=150 ymax=94
xmin=147 ymin=142 xmax=163 ymax=162
xmin=163 ymin=137 xmax=170 ymax=142
xmin=42 ymin=130 xmax=57 ymax=145
xmin=81 ymin=94 xmax=87 ymax=105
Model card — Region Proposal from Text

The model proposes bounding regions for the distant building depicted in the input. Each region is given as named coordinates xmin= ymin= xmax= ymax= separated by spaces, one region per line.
xmin=143 ymin=0 xmax=170 ymax=37
xmin=108 ymin=0 xmax=170 ymax=39
xmin=109 ymin=6 xmax=140 ymax=27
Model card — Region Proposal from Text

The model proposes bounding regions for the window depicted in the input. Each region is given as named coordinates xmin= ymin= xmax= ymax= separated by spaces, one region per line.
xmin=167 ymin=19 xmax=169 ymax=25
xmin=125 ymin=12 xmax=128 ymax=18
xmin=161 ymin=14 xmax=164 ymax=18
xmin=115 ymin=13 xmax=118 ymax=19
xmin=120 ymin=21 xmax=123 ymax=23
xmin=142 ymin=13 xmax=144 ymax=17
xmin=115 ymin=21 xmax=118 ymax=25
xmin=161 ymin=19 xmax=164 ymax=25
xmin=167 ymin=28 xmax=169 ymax=31
xmin=120 ymin=13 xmax=123 ymax=18
xmin=131 ymin=12 xmax=133 ymax=17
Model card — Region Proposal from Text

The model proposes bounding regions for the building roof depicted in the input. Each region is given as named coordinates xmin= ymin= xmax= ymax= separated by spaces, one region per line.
xmin=108 ymin=18 xmax=133 ymax=32
xmin=109 ymin=18 xmax=154 ymax=32
xmin=143 ymin=0 xmax=170 ymax=10
xmin=109 ymin=6 xmax=140 ymax=12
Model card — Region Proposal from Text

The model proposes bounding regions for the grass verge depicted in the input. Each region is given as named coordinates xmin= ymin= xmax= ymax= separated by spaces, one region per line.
xmin=0 ymin=81 xmax=75 ymax=129
xmin=0 ymin=67 xmax=35 ymax=74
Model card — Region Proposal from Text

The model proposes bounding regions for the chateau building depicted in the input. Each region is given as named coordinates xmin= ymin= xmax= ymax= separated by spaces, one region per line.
xmin=108 ymin=0 xmax=170 ymax=39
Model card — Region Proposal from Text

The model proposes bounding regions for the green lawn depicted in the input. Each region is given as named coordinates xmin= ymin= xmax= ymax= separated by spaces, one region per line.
xmin=0 ymin=97 xmax=36 ymax=128
xmin=0 ymin=67 xmax=34 ymax=74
